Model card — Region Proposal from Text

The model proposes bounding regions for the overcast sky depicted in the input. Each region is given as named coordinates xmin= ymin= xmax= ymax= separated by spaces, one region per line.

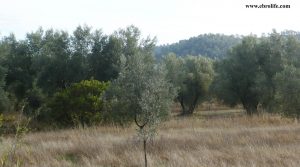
xmin=0 ymin=0 xmax=299 ymax=44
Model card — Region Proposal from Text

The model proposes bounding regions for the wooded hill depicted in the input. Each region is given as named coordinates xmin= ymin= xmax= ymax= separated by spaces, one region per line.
xmin=155 ymin=34 xmax=242 ymax=59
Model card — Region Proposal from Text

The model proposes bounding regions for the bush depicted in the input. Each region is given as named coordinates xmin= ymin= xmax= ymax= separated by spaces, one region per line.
xmin=46 ymin=79 xmax=110 ymax=127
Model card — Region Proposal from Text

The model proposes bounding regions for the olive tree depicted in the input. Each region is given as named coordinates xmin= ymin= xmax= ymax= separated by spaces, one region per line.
xmin=212 ymin=33 xmax=297 ymax=115
xmin=275 ymin=65 xmax=300 ymax=118
xmin=164 ymin=53 xmax=214 ymax=115
xmin=110 ymin=53 xmax=176 ymax=167
xmin=212 ymin=36 xmax=262 ymax=115
xmin=254 ymin=32 xmax=286 ymax=112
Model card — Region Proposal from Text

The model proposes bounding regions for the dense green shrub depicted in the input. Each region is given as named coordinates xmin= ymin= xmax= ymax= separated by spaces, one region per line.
xmin=46 ymin=79 xmax=110 ymax=127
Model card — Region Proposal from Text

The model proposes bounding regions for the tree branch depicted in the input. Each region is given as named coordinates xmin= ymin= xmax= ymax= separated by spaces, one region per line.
xmin=134 ymin=114 xmax=148 ymax=129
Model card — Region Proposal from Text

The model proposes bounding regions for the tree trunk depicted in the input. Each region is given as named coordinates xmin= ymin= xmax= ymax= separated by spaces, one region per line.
xmin=242 ymin=102 xmax=258 ymax=115
xmin=188 ymin=95 xmax=199 ymax=114
xmin=179 ymin=97 xmax=187 ymax=115
xmin=134 ymin=114 xmax=148 ymax=167
xmin=179 ymin=95 xmax=199 ymax=116
xmin=80 ymin=116 xmax=85 ymax=128
xmin=143 ymin=139 xmax=147 ymax=167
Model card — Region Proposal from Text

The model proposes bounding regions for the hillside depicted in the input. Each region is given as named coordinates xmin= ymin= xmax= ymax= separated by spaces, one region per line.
xmin=155 ymin=34 xmax=242 ymax=59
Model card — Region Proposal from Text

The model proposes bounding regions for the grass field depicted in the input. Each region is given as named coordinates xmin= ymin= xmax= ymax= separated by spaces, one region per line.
xmin=1 ymin=109 xmax=300 ymax=167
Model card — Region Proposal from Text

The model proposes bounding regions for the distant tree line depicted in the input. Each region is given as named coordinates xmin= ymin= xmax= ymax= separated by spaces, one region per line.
xmin=155 ymin=34 xmax=242 ymax=59
xmin=0 ymin=26 xmax=300 ymax=129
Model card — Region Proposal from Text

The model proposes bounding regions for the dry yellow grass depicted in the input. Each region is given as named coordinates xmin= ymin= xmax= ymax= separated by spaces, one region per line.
xmin=1 ymin=110 xmax=300 ymax=167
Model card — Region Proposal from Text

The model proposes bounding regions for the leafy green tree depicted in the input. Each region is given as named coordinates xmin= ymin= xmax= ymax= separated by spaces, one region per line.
xmin=110 ymin=52 xmax=176 ymax=167
xmin=115 ymin=25 xmax=141 ymax=57
xmin=0 ymin=35 xmax=35 ymax=110
xmin=213 ymin=36 xmax=260 ymax=115
xmin=254 ymin=31 xmax=287 ymax=111
xmin=181 ymin=56 xmax=214 ymax=115
xmin=164 ymin=54 xmax=214 ymax=115
xmin=26 ymin=28 xmax=46 ymax=80
xmin=163 ymin=53 xmax=185 ymax=94
xmin=47 ymin=79 xmax=109 ymax=127
xmin=275 ymin=65 xmax=300 ymax=118
xmin=212 ymin=32 xmax=300 ymax=115
xmin=284 ymin=34 xmax=300 ymax=67
xmin=26 ymin=28 xmax=44 ymax=56
xmin=88 ymin=34 xmax=122 ymax=81
xmin=69 ymin=25 xmax=92 ymax=82
xmin=273 ymin=31 xmax=300 ymax=117
xmin=115 ymin=25 xmax=156 ymax=59
xmin=35 ymin=29 xmax=72 ymax=95
xmin=88 ymin=25 xmax=155 ymax=82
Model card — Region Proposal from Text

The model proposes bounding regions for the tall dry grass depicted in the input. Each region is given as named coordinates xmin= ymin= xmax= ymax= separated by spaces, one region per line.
xmin=0 ymin=110 xmax=299 ymax=167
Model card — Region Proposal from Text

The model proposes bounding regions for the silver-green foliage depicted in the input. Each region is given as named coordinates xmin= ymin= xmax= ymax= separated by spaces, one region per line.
xmin=109 ymin=52 xmax=176 ymax=167
xmin=111 ymin=52 xmax=176 ymax=139
xmin=164 ymin=53 xmax=214 ymax=115
xmin=212 ymin=31 xmax=300 ymax=116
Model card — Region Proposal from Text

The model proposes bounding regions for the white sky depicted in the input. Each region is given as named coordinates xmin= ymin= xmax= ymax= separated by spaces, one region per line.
xmin=0 ymin=0 xmax=299 ymax=44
